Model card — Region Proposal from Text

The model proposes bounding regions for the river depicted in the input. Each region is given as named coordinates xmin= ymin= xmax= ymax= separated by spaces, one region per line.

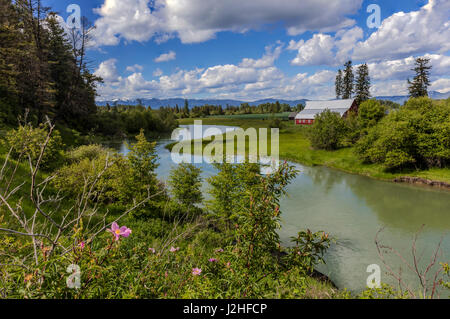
xmin=106 ymin=125 xmax=450 ymax=294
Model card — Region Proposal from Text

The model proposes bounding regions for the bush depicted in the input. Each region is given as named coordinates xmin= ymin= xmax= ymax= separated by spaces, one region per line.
xmin=308 ymin=110 xmax=348 ymax=150
xmin=53 ymin=131 xmax=165 ymax=209
xmin=4 ymin=123 xmax=64 ymax=170
xmin=357 ymin=100 xmax=386 ymax=130
xmin=168 ymin=163 xmax=203 ymax=208
xmin=355 ymin=97 xmax=450 ymax=170
xmin=268 ymin=118 xmax=284 ymax=129
xmin=66 ymin=144 xmax=106 ymax=163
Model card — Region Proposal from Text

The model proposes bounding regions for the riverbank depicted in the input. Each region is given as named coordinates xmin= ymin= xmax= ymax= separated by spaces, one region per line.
xmin=176 ymin=117 xmax=450 ymax=187
xmin=0 ymin=127 xmax=347 ymax=299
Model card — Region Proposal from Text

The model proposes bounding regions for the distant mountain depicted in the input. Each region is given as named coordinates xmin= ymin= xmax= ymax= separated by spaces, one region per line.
xmin=429 ymin=90 xmax=450 ymax=100
xmin=97 ymin=91 xmax=449 ymax=108
xmin=375 ymin=91 xmax=450 ymax=105
xmin=96 ymin=98 xmax=307 ymax=108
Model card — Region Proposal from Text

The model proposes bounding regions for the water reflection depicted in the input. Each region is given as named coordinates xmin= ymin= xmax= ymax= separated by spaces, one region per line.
xmin=107 ymin=135 xmax=450 ymax=293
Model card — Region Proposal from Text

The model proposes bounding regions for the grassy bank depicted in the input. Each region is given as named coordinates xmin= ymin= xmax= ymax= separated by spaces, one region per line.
xmin=177 ymin=117 xmax=450 ymax=184
xmin=0 ymin=127 xmax=345 ymax=299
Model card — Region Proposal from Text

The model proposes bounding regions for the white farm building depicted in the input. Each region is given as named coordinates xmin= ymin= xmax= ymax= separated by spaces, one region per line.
xmin=295 ymin=99 xmax=358 ymax=125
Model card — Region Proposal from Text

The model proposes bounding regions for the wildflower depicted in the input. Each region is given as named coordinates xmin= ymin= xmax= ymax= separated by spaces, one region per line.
xmin=169 ymin=246 xmax=180 ymax=253
xmin=107 ymin=222 xmax=131 ymax=241
xmin=192 ymin=268 xmax=202 ymax=276
xmin=24 ymin=274 xmax=33 ymax=283
xmin=149 ymin=248 xmax=156 ymax=254
xmin=209 ymin=258 xmax=218 ymax=263
xmin=226 ymin=262 xmax=231 ymax=268
xmin=78 ymin=242 xmax=85 ymax=250
xmin=215 ymin=248 xmax=224 ymax=253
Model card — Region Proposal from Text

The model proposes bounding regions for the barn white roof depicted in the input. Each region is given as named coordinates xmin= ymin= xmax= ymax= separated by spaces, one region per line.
xmin=295 ymin=99 xmax=355 ymax=120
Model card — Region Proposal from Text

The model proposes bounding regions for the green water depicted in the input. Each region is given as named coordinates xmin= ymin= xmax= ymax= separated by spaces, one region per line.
xmin=109 ymin=138 xmax=450 ymax=294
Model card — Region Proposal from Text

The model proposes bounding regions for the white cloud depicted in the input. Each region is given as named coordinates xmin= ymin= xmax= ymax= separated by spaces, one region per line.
xmin=371 ymin=80 xmax=408 ymax=97
xmin=287 ymin=0 xmax=449 ymax=65
xmin=366 ymin=54 xmax=450 ymax=81
xmin=240 ymin=45 xmax=283 ymax=69
xmin=126 ymin=64 xmax=144 ymax=72
xmin=353 ymin=0 xmax=450 ymax=61
xmin=153 ymin=68 xmax=163 ymax=77
xmin=96 ymin=53 xmax=450 ymax=101
xmin=430 ymin=78 xmax=450 ymax=93
xmin=94 ymin=59 xmax=121 ymax=83
xmin=154 ymin=51 xmax=176 ymax=63
xmin=289 ymin=34 xmax=335 ymax=66
xmin=95 ymin=44 xmax=338 ymax=101
xmin=92 ymin=0 xmax=362 ymax=45
xmin=92 ymin=0 xmax=163 ymax=46
xmin=288 ymin=27 xmax=363 ymax=66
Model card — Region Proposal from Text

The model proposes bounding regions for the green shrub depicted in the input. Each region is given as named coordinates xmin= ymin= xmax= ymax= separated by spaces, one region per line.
xmin=286 ymin=230 xmax=332 ymax=274
xmin=66 ymin=144 xmax=106 ymax=163
xmin=4 ymin=123 xmax=64 ymax=170
xmin=207 ymin=162 xmax=260 ymax=227
xmin=355 ymin=97 xmax=450 ymax=170
xmin=308 ymin=110 xmax=348 ymax=150
xmin=357 ymin=99 xmax=386 ymax=130
xmin=268 ymin=117 xmax=284 ymax=129
xmin=168 ymin=163 xmax=203 ymax=209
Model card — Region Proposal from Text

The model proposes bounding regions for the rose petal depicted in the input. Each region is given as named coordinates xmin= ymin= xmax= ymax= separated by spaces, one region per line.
xmin=121 ymin=229 xmax=131 ymax=237
xmin=111 ymin=222 xmax=119 ymax=231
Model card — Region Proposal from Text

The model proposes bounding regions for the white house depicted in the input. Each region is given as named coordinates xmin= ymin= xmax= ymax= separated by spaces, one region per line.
xmin=295 ymin=99 xmax=358 ymax=125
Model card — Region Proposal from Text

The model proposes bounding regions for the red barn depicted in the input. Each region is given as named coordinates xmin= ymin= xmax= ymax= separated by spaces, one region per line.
xmin=295 ymin=99 xmax=358 ymax=125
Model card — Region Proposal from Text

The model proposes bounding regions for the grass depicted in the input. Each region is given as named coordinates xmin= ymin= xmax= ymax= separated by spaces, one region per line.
xmin=176 ymin=117 xmax=450 ymax=184
xmin=200 ymin=112 xmax=291 ymax=120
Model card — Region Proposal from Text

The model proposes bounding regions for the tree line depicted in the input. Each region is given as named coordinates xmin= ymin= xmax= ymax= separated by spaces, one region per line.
xmin=0 ymin=0 xmax=100 ymax=130
xmin=0 ymin=0 xmax=183 ymax=139
xmin=150 ymin=99 xmax=303 ymax=119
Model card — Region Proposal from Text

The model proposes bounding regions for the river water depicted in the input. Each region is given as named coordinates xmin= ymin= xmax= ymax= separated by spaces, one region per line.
xmin=107 ymin=125 xmax=450 ymax=294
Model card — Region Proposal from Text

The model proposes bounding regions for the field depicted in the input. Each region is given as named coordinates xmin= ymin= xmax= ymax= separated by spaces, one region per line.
xmin=201 ymin=112 xmax=291 ymax=120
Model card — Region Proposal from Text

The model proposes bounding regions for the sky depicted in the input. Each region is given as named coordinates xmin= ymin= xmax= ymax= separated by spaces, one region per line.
xmin=44 ymin=0 xmax=450 ymax=101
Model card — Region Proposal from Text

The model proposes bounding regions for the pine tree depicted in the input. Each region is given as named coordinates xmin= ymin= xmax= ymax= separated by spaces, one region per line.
xmin=0 ymin=0 xmax=101 ymax=128
xmin=354 ymin=63 xmax=371 ymax=104
xmin=335 ymin=69 xmax=343 ymax=99
xmin=0 ymin=0 xmax=21 ymax=122
xmin=183 ymin=99 xmax=189 ymax=117
xmin=342 ymin=61 xmax=354 ymax=99
xmin=408 ymin=57 xmax=432 ymax=98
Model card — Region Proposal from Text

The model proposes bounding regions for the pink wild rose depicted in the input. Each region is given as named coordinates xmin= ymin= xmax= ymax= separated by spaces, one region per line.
xmin=192 ymin=268 xmax=202 ymax=276
xmin=107 ymin=222 xmax=131 ymax=241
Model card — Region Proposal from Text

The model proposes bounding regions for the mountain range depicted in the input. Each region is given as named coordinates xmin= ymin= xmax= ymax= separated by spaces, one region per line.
xmin=96 ymin=91 xmax=450 ymax=108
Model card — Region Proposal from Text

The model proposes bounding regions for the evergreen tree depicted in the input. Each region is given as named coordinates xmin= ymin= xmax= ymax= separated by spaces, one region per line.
xmin=335 ymin=69 xmax=343 ymax=99
xmin=342 ymin=61 xmax=354 ymax=99
xmin=168 ymin=163 xmax=203 ymax=208
xmin=0 ymin=0 xmax=101 ymax=128
xmin=408 ymin=57 xmax=432 ymax=98
xmin=354 ymin=63 xmax=371 ymax=104
xmin=0 ymin=0 xmax=22 ymax=123
xmin=183 ymin=99 xmax=189 ymax=117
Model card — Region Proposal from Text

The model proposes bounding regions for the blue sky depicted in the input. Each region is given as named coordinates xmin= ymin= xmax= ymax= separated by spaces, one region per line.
xmin=44 ymin=0 xmax=449 ymax=101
